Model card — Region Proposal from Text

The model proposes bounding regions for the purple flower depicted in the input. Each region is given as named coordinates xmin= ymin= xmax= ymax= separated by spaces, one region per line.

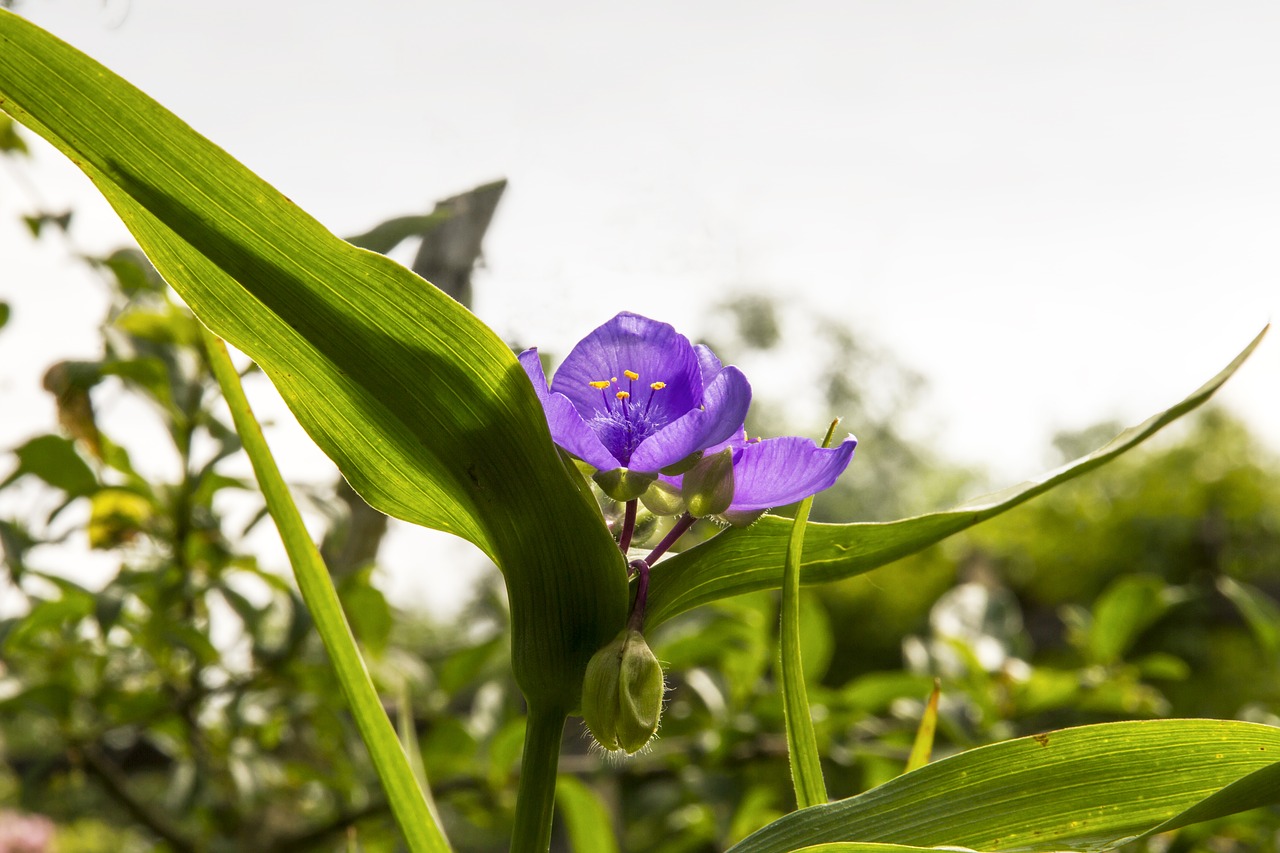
xmin=519 ymin=313 xmax=751 ymax=496
xmin=663 ymin=429 xmax=857 ymax=521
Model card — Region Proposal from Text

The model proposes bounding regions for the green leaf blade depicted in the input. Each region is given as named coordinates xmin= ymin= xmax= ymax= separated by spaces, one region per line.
xmin=729 ymin=719 xmax=1280 ymax=853
xmin=647 ymin=326 xmax=1267 ymax=628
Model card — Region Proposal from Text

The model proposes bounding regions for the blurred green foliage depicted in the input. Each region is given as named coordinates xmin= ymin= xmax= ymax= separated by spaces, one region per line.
xmin=1 ymin=122 xmax=1278 ymax=852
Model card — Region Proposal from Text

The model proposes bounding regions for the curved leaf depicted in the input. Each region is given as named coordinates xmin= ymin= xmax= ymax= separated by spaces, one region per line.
xmin=730 ymin=719 xmax=1280 ymax=853
xmin=0 ymin=11 xmax=627 ymax=703
xmin=646 ymin=326 xmax=1267 ymax=628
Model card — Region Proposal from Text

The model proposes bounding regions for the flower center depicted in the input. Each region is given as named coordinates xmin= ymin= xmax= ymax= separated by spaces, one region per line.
xmin=586 ymin=369 xmax=669 ymax=464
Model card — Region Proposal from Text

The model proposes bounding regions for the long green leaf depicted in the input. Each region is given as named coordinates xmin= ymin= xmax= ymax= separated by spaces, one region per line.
xmin=646 ymin=326 xmax=1267 ymax=628
xmin=730 ymin=719 xmax=1280 ymax=853
xmin=779 ymin=423 xmax=837 ymax=809
xmin=204 ymin=332 xmax=449 ymax=853
xmin=0 ymin=11 xmax=627 ymax=705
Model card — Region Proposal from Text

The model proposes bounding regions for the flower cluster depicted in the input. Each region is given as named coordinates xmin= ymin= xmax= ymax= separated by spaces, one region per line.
xmin=521 ymin=311 xmax=856 ymax=754
xmin=520 ymin=312 xmax=856 ymax=521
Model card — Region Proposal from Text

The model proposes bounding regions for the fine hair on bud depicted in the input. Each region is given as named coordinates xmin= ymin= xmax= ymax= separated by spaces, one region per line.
xmin=580 ymin=628 xmax=665 ymax=755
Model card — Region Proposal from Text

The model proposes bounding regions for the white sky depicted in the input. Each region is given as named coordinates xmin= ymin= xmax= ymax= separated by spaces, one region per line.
xmin=2 ymin=1 xmax=1278 ymax=612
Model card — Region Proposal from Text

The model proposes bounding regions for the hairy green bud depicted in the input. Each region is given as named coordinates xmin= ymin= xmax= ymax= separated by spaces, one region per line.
xmin=681 ymin=446 xmax=735 ymax=517
xmin=581 ymin=629 xmax=664 ymax=754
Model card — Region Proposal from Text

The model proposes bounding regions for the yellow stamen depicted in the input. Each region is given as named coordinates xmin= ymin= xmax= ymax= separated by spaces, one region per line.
xmin=588 ymin=380 xmax=611 ymax=389
xmin=623 ymin=370 xmax=640 ymax=381
xmin=615 ymin=391 xmax=631 ymax=400
xmin=649 ymin=381 xmax=666 ymax=390
xmin=611 ymin=376 xmax=618 ymax=383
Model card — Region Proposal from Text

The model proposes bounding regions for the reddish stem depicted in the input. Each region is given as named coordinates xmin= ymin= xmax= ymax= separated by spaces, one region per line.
xmin=618 ymin=499 xmax=638 ymax=553
xmin=643 ymin=512 xmax=696 ymax=566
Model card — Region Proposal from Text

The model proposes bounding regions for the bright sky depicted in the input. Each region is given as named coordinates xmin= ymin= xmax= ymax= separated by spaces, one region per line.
xmin=2 ymin=1 xmax=1277 ymax=611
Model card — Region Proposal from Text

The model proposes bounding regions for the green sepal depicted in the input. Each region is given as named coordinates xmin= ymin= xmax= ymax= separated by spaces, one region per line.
xmin=639 ymin=480 xmax=685 ymax=516
xmin=593 ymin=468 xmax=657 ymax=502
xmin=681 ymin=447 xmax=735 ymax=518
xmin=580 ymin=629 xmax=665 ymax=754
xmin=659 ymin=449 xmax=704 ymax=476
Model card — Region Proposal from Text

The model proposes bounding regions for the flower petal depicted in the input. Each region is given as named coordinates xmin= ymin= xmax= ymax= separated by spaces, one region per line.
xmin=693 ymin=344 xmax=723 ymax=386
xmin=519 ymin=348 xmax=621 ymax=471
xmin=629 ymin=365 xmax=752 ymax=472
xmin=726 ymin=434 xmax=857 ymax=512
xmin=550 ymin=313 xmax=702 ymax=424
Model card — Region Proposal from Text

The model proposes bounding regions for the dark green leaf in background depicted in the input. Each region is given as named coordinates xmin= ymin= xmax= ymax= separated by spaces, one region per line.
xmin=0 ymin=433 xmax=97 ymax=497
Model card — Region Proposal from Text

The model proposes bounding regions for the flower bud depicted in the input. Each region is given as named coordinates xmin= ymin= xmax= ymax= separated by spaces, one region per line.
xmin=680 ymin=447 xmax=735 ymax=518
xmin=592 ymin=467 xmax=657 ymax=502
xmin=639 ymin=479 xmax=685 ymax=516
xmin=660 ymin=449 xmax=704 ymax=476
xmin=581 ymin=629 xmax=664 ymax=754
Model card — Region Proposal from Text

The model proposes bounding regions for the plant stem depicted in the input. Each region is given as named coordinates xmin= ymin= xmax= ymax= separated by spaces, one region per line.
xmin=644 ymin=513 xmax=696 ymax=565
xmin=511 ymin=703 xmax=567 ymax=853
xmin=618 ymin=499 xmax=637 ymax=553
xmin=626 ymin=559 xmax=650 ymax=633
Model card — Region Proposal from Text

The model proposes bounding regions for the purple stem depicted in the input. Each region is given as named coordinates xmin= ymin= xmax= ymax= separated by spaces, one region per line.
xmin=627 ymin=558 xmax=650 ymax=631
xmin=627 ymin=513 xmax=697 ymax=633
xmin=642 ymin=512 xmax=696 ymax=567
xmin=618 ymin=499 xmax=638 ymax=553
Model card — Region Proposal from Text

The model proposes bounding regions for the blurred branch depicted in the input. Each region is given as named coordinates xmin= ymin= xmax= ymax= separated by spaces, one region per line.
xmin=267 ymin=800 xmax=390 ymax=853
xmin=80 ymin=744 xmax=199 ymax=853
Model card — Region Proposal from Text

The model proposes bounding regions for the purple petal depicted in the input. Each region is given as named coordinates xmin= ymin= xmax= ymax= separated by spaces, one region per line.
xmin=629 ymin=366 xmax=752 ymax=471
xmin=550 ymin=313 xmax=702 ymax=424
xmin=519 ymin=348 xmax=622 ymax=472
xmin=726 ymin=434 xmax=857 ymax=512
xmin=693 ymin=344 xmax=723 ymax=386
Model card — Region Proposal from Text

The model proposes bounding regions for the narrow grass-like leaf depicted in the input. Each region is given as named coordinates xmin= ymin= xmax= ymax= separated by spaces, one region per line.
xmin=903 ymin=679 xmax=940 ymax=775
xmin=779 ymin=422 xmax=838 ymax=809
xmin=729 ymin=719 xmax=1280 ymax=853
xmin=203 ymin=331 xmax=450 ymax=853
xmin=646 ymin=327 xmax=1267 ymax=628
xmin=0 ymin=11 xmax=628 ymax=707
xmin=397 ymin=684 xmax=446 ymax=837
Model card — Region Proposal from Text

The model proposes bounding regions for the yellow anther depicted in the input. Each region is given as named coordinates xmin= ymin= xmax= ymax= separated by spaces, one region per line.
xmin=623 ymin=370 xmax=640 ymax=381
xmin=615 ymin=391 xmax=631 ymax=401
xmin=588 ymin=380 xmax=611 ymax=389
xmin=650 ymin=381 xmax=666 ymax=390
